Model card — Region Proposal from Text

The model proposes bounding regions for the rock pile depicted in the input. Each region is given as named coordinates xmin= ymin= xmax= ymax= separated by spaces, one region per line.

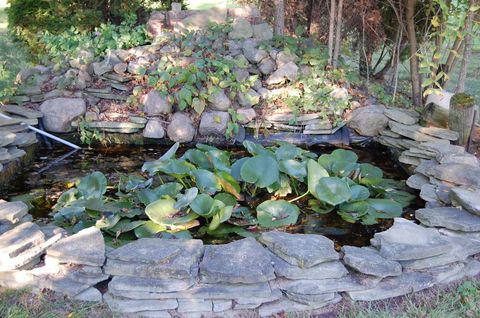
xmin=377 ymin=107 xmax=460 ymax=167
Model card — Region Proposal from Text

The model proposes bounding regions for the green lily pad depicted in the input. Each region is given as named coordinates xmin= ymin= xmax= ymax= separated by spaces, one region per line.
xmin=256 ymin=200 xmax=299 ymax=228
xmin=192 ymin=169 xmax=222 ymax=194
xmin=240 ymin=155 xmax=279 ymax=188
xmin=315 ymin=177 xmax=352 ymax=206
xmin=77 ymin=171 xmax=107 ymax=199
xmin=307 ymin=159 xmax=329 ymax=199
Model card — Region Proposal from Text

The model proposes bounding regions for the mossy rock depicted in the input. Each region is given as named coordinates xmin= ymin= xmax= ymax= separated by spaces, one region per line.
xmin=451 ymin=93 xmax=476 ymax=108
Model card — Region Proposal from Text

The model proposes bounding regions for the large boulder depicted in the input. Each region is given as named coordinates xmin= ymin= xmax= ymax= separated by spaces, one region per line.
xmin=347 ymin=105 xmax=388 ymax=136
xmin=208 ymin=90 xmax=231 ymax=111
xmin=199 ymin=111 xmax=230 ymax=136
xmin=252 ymin=23 xmax=273 ymax=41
xmin=167 ymin=112 xmax=195 ymax=143
xmin=40 ymin=98 xmax=86 ymax=133
xmin=143 ymin=119 xmax=165 ymax=139
xmin=265 ymin=62 xmax=299 ymax=86
xmin=141 ymin=91 xmax=172 ymax=115
xmin=229 ymin=18 xmax=253 ymax=40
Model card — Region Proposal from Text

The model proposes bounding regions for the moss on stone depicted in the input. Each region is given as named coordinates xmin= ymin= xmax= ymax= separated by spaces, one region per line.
xmin=451 ymin=93 xmax=476 ymax=108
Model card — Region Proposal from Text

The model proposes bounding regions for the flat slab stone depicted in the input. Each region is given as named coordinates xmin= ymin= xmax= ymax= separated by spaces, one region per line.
xmin=258 ymin=295 xmax=342 ymax=318
xmin=416 ymin=207 xmax=480 ymax=232
xmin=437 ymin=152 xmax=479 ymax=166
xmin=450 ymin=187 xmax=480 ymax=216
xmin=342 ymin=246 xmax=402 ymax=277
xmin=109 ymin=276 xmax=193 ymax=293
xmin=439 ymin=228 xmax=480 ymax=241
xmin=0 ymin=200 xmax=28 ymax=224
xmin=106 ymin=238 xmax=203 ymax=279
xmin=371 ymin=218 xmax=452 ymax=261
xmin=2 ymin=105 xmax=43 ymax=118
xmin=259 ymin=232 xmax=339 ymax=268
xmin=400 ymin=236 xmax=480 ymax=270
xmin=178 ymin=299 xmax=212 ymax=313
xmin=426 ymin=163 xmax=480 ymax=187
xmin=284 ymin=291 xmax=337 ymax=306
xmin=269 ymin=251 xmax=347 ymax=280
xmin=104 ymin=293 xmax=178 ymax=313
xmin=420 ymin=184 xmax=440 ymax=203
xmin=47 ymin=227 xmax=105 ymax=266
xmin=389 ymin=121 xmax=442 ymax=142
xmin=346 ymin=272 xmax=435 ymax=301
xmin=384 ymin=108 xmax=419 ymax=125
xmin=109 ymin=282 xmax=273 ymax=300
xmin=0 ymin=222 xmax=45 ymax=259
xmin=406 ymin=174 xmax=430 ymax=190
xmin=199 ymin=237 xmax=274 ymax=284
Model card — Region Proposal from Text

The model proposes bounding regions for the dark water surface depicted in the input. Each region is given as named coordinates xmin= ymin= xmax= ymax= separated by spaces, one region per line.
xmin=2 ymin=143 xmax=420 ymax=248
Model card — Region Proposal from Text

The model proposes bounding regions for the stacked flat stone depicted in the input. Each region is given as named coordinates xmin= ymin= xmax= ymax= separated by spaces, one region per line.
xmin=264 ymin=113 xmax=345 ymax=135
xmin=346 ymin=218 xmax=480 ymax=301
xmin=378 ymin=107 xmax=459 ymax=167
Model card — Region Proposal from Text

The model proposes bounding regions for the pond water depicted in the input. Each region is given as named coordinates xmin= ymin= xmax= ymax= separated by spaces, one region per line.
xmin=2 ymin=143 xmax=421 ymax=248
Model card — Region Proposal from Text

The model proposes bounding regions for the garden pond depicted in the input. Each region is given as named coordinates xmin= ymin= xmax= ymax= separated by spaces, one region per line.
xmin=2 ymin=142 xmax=421 ymax=248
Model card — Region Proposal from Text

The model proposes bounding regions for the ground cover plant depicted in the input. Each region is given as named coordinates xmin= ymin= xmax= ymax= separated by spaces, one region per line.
xmin=51 ymin=141 xmax=414 ymax=244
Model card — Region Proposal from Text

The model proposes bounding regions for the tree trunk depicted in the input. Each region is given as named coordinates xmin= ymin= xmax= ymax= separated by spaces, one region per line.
xmin=449 ymin=93 xmax=476 ymax=146
xmin=327 ymin=0 xmax=336 ymax=66
xmin=274 ymin=0 xmax=285 ymax=36
xmin=406 ymin=0 xmax=422 ymax=107
xmin=332 ymin=0 xmax=344 ymax=69
xmin=455 ymin=0 xmax=476 ymax=93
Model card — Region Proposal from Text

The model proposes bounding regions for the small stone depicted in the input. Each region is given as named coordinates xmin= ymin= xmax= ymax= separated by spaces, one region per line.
xmin=113 ymin=62 xmax=127 ymax=75
xmin=252 ymin=23 xmax=273 ymax=41
xmin=74 ymin=287 xmax=102 ymax=302
xmin=47 ymin=227 xmax=105 ymax=266
xmin=199 ymin=111 xmax=230 ymax=136
xmin=258 ymin=295 xmax=342 ymax=318
xmin=199 ymin=237 xmax=275 ymax=284
xmin=143 ymin=119 xmax=165 ymax=139
xmin=427 ymin=163 xmax=480 ymax=188
xmin=436 ymin=152 xmax=479 ymax=166
xmin=399 ymin=154 xmax=421 ymax=166
xmin=416 ymin=207 xmax=480 ymax=232
xmin=259 ymin=232 xmax=338 ymax=268
xmin=0 ymin=200 xmax=28 ymax=224
xmin=109 ymin=276 xmax=193 ymax=293
xmin=167 ymin=112 xmax=196 ymax=143
xmin=92 ymin=60 xmax=113 ymax=76
xmin=420 ymin=184 xmax=440 ymax=203
xmin=104 ymin=293 xmax=178 ymax=313
xmin=384 ymin=107 xmax=419 ymax=125
xmin=237 ymin=88 xmax=260 ymax=107
xmin=380 ymin=129 xmax=401 ymax=138
xmin=177 ymin=299 xmax=212 ymax=313
xmin=342 ymin=246 xmax=402 ymax=278
xmin=284 ymin=291 xmax=336 ymax=306
xmin=275 ymin=51 xmax=299 ymax=68
xmin=406 ymin=174 xmax=430 ymax=190
xmin=40 ymin=98 xmax=86 ymax=133
xmin=347 ymin=105 xmax=388 ymax=136
xmin=213 ymin=300 xmax=232 ymax=312
xmin=142 ymin=91 xmax=172 ymax=115
xmin=229 ymin=18 xmax=253 ymax=39
xmin=242 ymin=39 xmax=268 ymax=63
xmin=371 ymin=218 xmax=452 ymax=261
xmin=415 ymin=159 xmax=438 ymax=176
xmin=208 ymin=90 xmax=231 ymax=111
xmin=265 ymin=62 xmax=299 ymax=85
xmin=346 ymin=272 xmax=435 ymax=301
xmin=450 ymin=187 xmax=480 ymax=216
xmin=236 ymin=108 xmax=256 ymax=124
xmin=259 ymin=58 xmax=276 ymax=75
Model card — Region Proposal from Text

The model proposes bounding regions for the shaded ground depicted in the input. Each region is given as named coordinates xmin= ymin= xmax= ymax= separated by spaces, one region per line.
xmin=1 ymin=278 xmax=479 ymax=318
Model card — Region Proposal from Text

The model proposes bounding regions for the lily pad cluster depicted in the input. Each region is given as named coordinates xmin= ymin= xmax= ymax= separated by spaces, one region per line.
xmin=52 ymin=142 xmax=415 ymax=242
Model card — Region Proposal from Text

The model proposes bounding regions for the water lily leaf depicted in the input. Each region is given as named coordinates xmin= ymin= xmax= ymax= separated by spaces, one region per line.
xmin=256 ymin=200 xmax=299 ymax=228
xmin=267 ymin=174 xmax=292 ymax=197
xmin=203 ymin=224 xmax=258 ymax=238
xmin=318 ymin=149 xmax=358 ymax=177
xmin=95 ymin=212 xmax=121 ymax=229
xmin=192 ymin=169 xmax=222 ymax=194
xmin=145 ymin=196 xmax=177 ymax=225
xmin=146 ymin=159 xmax=195 ymax=177
xmin=207 ymin=150 xmax=231 ymax=172
xmin=275 ymin=143 xmax=303 ymax=160
xmin=359 ymin=163 xmax=383 ymax=179
xmin=174 ymin=187 xmax=198 ymax=209
xmin=137 ymin=182 xmax=183 ymax=206
xmin=384 ymin=190 xmax=416 ymax=207
xmin=183 ymin=149 xmax=212 ymax=169
xmin=215 ymin=171 xmax=241 ymax=199
xmin=124 ymin=175 xmax=152 ymax=192
xmin=230 ymin=206 xmax=257 ymax=226
xmin=159 ymin=230 xmax=193 ymax=239
xmin=315 ymin=177 xmax=352 ymax=206
xmin=134 ymin=221 xmax=166 ymax=238
xmin=159 ymin=142 xmax=180 ymax=161
xmin=243 ymin=140 xmax=272 ymax=157
xmin=331 ymin=149 xmax=358 ymax=163
xmin=109 ymin=219 xmax=147 ymax=237
xmin=307 ymin=159 xmax=329 ymax=199
xmin=53 ymin=188 xmax=79 ymax=210
xmin=209 ymin=205 xmax=233 ymax=231
xmin=350 ymin=185 xmax=370 ymax=201
xmin=141 ymin=143 xmax=181 ymax=175
xmin=196 ymin=144 xmax=219 ymax=152
xmin=279 ymin=159 xmax=307 ymax=180
xmin=367 ymin=198 xmax=403 ymax=217
xmin=230 ymin=157 xmax=248 ymax=181
xmin=214 ymin=193 xmax=238 ymax=206
xmin=190 ymin=193 xmax=215 ymax=216
xmin=240 ymin=155 xmax=279 ymax=188
xmin=77 ymin=171 xmax=107 ymax=199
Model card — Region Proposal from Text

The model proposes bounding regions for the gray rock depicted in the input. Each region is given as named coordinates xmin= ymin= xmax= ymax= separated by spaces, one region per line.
xmin=414 ymin=159 xmax=438 ymax=176
xmin=400 ymin=236 xmax=480 ymax=270
xmin=208 ymin=90 xmax=231 ymax=111
xmin=284 ymin=291 xmax=337 ymax=306
xmin=427 ymin=163 xmax=480 ymax=187
xmin=269 ymin=252 xmax=347 ymax=280
xmin=105 ymin=238 xmax=203 ymax=279
xmin=417 ymin=140 xmax=464 ymax=155
xmin=92 ymin=60 xmax=113 ymax=76
xmin=275 ymin=274 xmax=380 ymax=294
xmin=265 ymin=62 xmax=299 ymax=85
xmin=0 ymin=222 xmax=44 ymax=259
xmin=252 ymin=23 xmax=273 ymax=41
xmin=167 ymin=112 xmax=196 ymax=143
xmin=229 ymin=18 xmax=253 ymax=39
xmin=347 ymin=105 xmax=388 ymax=136
xmin=450 ymin=187 xmax=480 ymax=215
xmin=420 ymin=184 xmax=440 ymax=203
xmin=142 ymin=91 xmax=172 ymax=115
xmin=178 ymin=299 xmax=212 ymax=313
xmin=2 ymin=105 xmax=43 ymax=119
xmin=109 ymin=276 xmax=193 ymax=293
xmin=258 ymin=58 xmax=276 ymax=75
xmin=418 ymin=126 xmax=459 ymax=141
xmin=275 ymin=51 xmax=299 ymax=68
xmin=104 ymin=293 xmax=178 ymax=313
xmin=234 ymin=68 xmax=250 ymax=83
xmin=143 ymin=119 xmax=165 ymax=139
xmin=236 ymin=108 xmax=256 ymax=124
xmin=436 ymin=151 xmax=479 ymax=166
xmin=47 ymin=227 xmax=105 ymax=266
xmin=199 ymin=237 xmax=274 ymax=284
xmin=259 ymin=232 xmax=338 ymax=268
xmin=237 ymin=88 xmax=260 ymax=107
xmin=213 ymin=300 xmax=232 ymax=312
xmin=242 ymin=39 xmax=268 ymax=63
xmin=258 ymin=295 xmax=342 ymax=318
xmin=371 ymin=218 xmax=452 ymax=261
xmin=346 ymin=272 xmax=435 ymax=301
xmin=113 ymin=62 xmax=128 ymax=74
xmin=199 ymin=111 xmax=230 ymax=136
xmin=439 ymin=228 xmax=480 ymax=241
xmin=384 ymin=107 xmax=419 ymax=125
xmin=128 ymin=58 xmax=150 ymax=75
xmin=406 ymin=174 xmax=430 ymax=190
xmin=416 ymin=207 xmax=480 ymax=232
xmin=40 ymin=98 xmax=86 ymax=133
xmin=0 ymin=200 xmax=28 ymax=224
xmin=389 ymin=121 xmax=442 ymax=142
xmin=342 ymin=246 xmax=402 ymax=278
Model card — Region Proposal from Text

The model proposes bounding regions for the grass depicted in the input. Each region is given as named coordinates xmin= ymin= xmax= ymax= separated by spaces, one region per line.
xmin=1 ymin=280 xmax=479 ymax=318
xmin=185 ymin=0 xmax=238 ymax=10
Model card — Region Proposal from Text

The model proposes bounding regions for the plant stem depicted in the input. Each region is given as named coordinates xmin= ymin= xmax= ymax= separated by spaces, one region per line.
xmin=288 ymin=191 xmax=310 ymax=203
